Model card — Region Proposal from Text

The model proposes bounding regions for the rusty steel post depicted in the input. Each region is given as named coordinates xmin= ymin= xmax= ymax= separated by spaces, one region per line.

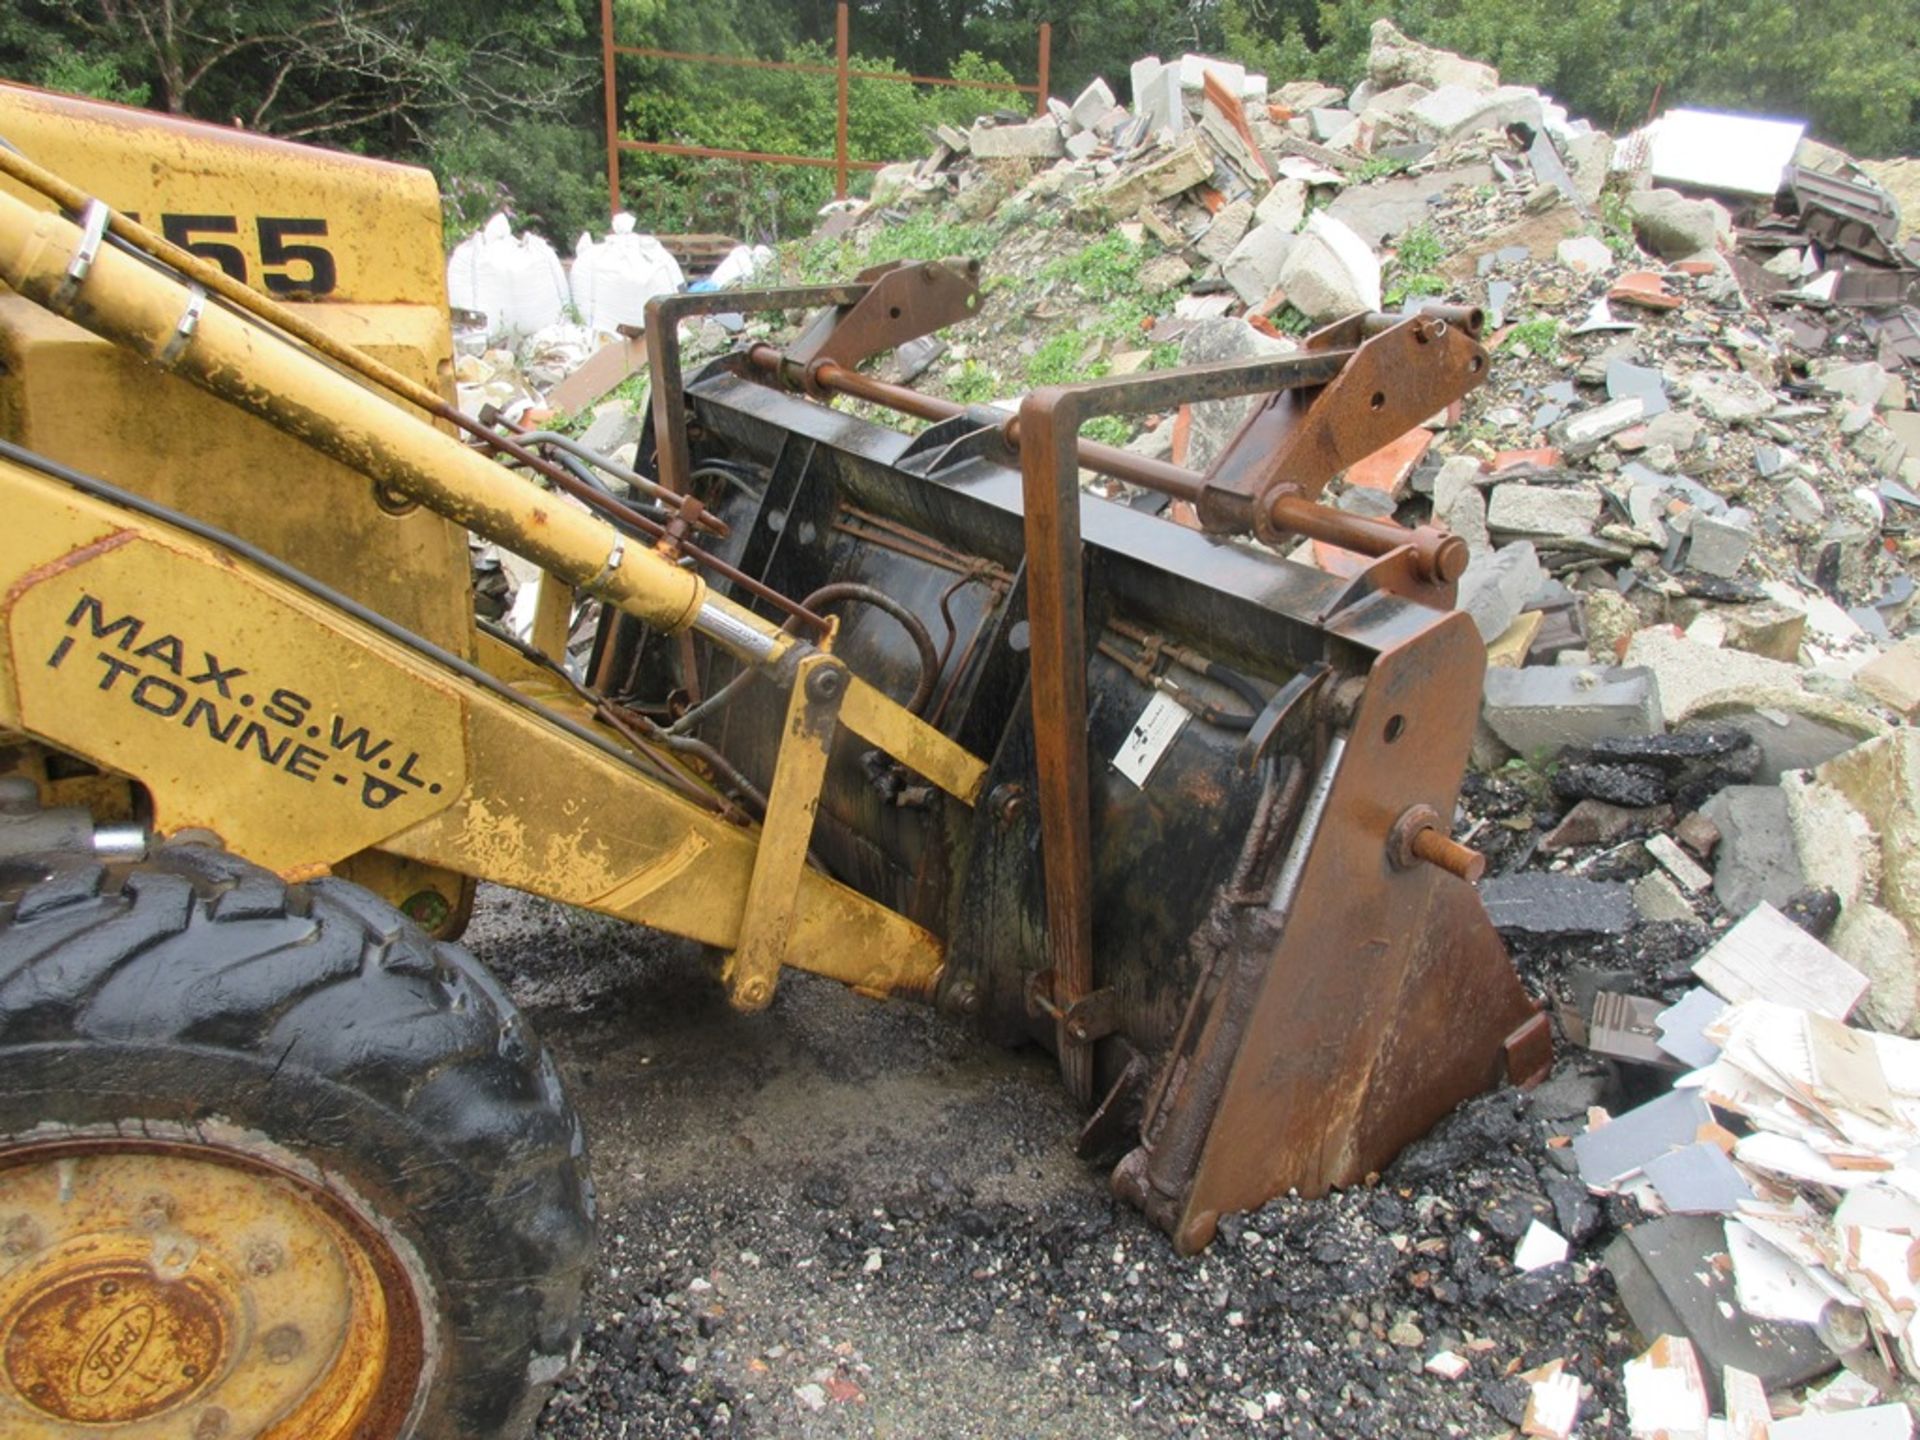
xmin=1035 ymin=23 xmax=1052 ymax=117
xmin=601 ymin=0 xmax=620 ymax=216
xmin=835 ymin=2 xmax=851 ymax=202
xmin=1016 ymin=387 xmax=1098 ymax=1107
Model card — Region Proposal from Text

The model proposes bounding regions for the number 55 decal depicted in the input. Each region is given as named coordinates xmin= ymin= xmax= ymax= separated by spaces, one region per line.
xmin=154 ymin=213 xmax=338 ymax=297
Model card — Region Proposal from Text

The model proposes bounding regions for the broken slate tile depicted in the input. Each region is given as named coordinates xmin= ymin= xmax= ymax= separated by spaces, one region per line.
xmin=1482 ymin=872 xmax=1635 ymax=940
xmin=1654 ymin=988 xmax=1727 ymax=1070
xmin=1606 ymin=360 xmax=1670 ymax=418
xmin=1641 ymin=1141 xmax=1752 ymax=1215
xmin=1573 ymin=1088 xmax=1712 ymax=1188
xmin=1604 ymin=1216 xmax=1835 ymax=1405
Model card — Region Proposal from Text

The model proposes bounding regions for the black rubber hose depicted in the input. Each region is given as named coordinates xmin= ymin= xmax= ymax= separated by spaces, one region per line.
xmin=797 ymin=583 xmax=942 ymax=717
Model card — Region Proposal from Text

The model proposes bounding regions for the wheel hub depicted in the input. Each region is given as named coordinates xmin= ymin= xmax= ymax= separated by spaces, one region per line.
xmin=0 ymin=1138 xmax=425 ymax=1439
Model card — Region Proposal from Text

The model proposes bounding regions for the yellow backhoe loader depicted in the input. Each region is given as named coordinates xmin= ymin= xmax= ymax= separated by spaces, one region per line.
xmin=0 ymin=84 xmax=1546 ymax=1438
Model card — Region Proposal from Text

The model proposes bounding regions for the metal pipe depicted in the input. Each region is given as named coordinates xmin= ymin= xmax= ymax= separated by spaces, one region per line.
xmin=1269 ymin=495 xmax=1469 ymax=582
xmin=1268 ymin=735 xmax=1346 ymax=915
xmin=90 ymin=823 xmax=149 ymax=859
xmin=747 ymin=346 xmax=1207 ymax=502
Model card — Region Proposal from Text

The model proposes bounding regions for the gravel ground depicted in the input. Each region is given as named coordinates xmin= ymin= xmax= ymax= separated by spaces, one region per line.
xmin=463 ymin=883 xmax=1652 ymax=1440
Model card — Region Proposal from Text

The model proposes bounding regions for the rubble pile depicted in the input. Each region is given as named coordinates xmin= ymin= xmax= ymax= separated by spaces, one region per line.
xmin=774 ymin=16 xmax=1920 ymax=1435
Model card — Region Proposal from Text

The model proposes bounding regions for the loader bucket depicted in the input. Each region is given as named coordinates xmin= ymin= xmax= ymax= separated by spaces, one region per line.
xmin=587 ymin=267 xmax=1549 ymax=1248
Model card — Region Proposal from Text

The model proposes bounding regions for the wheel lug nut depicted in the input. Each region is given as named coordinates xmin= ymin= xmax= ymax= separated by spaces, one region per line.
xmin=261 ymin=1324 xmax=305 ymax=1364
xmin=246 ymin=1240 xmax=285 ymax=1277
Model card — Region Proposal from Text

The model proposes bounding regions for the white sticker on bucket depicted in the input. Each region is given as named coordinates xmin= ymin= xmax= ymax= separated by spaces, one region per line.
xmin=1114 ymin=691 xmax=1190 ymax=789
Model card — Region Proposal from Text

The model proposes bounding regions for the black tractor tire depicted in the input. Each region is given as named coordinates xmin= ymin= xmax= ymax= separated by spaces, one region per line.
xmin=0 ymin=841 xmax=594 ymax=1439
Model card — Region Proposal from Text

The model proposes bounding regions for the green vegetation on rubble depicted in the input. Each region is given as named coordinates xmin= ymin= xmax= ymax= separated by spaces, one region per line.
xmin=1502 ymin=315 xmax=1564 ymax=359
xmin=1382 ymin=222 xmax=1450 ymax=308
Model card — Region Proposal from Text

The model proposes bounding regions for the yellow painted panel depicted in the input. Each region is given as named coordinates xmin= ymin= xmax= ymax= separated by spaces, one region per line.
xmin=0 ymin=82 xmax=447 ymax=307
xmin=5 ymin=476 xmax=465 ymax=874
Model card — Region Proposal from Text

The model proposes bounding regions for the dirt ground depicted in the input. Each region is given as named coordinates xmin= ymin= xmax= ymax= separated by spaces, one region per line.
xmin=467 ymin=884 xmax=1635 ymax=1440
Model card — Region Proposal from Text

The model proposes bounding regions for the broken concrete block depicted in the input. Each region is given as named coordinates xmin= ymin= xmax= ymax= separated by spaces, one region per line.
xmin=1554 ymin=397 xmax=1646 ymax=456
xmin=1359 ymin=81 xmax=1432 ymax=119
xmin=969 ymin=119 xmax=1065 ymax=160
xmin=1698 ymin=786 xmax=1804 ymax=918
xmin=1429 ymin=454 xmax=1483 ymax=515
xmin=1813 ymin=731 xmax=1920 ymax=940
xmin=1064 ymin=130 xmax=1101 ymax=161
xmin=1407 ymin=84 xmax=1542 ymax=143
xmin=1679 ymin=369 xmax=1775 ymax=424
xmin=1307 ymin=106 xmax=1354 ymax=142
xmin=1443 ymin=484 xmax=1491 ymax=556
xmin=1275 ymin=210 xmax=1382 ymax=323
xmin=1556 ymin=235 xmax=1613 ymax=275
xmin=1621 ymin=628 xmax=1805 ymax=723
xmin=1481 ymin=872 xmax=1635 ymax=937
xmin=1326 ymin=163 xmax=1495 ymax=248
xmin=1852 ymin=418 xmax=1909 ymax=478
xmin=1486 ymin=483 xmax=1602 ymax=539
xmin=1811 ymin=358 xmax=1893 ymax=410
xmin=1222 ymin=223 xmax=1293 ymax=307
xmin=1069 ymin=76 xmax=1116 ymax=132
xmin=1634 ymin=870 xmax=1698 ymax=924
xmin=1137 ymin=252 xmax=1192 ymax=291
xmin=1564 ymin=130 xmax=1614 ymax=207
xmin=1085 ymin=135 xmax=1212 ymax=217
xmin=1481 ymin=664 xmax=1663 ymax=758
xmin=1195 ymin=198 xmax=1254 ymax=263
xmin=1367 ymin=17 xmax=1500 ymax=93
xmin=1137 ymin=65 xmax=1187 ymax=136
xmin=1174 ymin=53 xmax=1245 ymax=95
xmin=1455 ymin=541 xmax=1544 ymax=642
xmin=1857 ymin=637 xmax=1920 ymax=717
xmin=1178 ymin=318 xmax=1297 ymax=472
xmin=1642 ymin=409 xmax=1700 ymax=453
xmin=1685 ymin=508 xmax=1755 ymax=578
xmin=1253 ymin=178 xmax=1308 ymax=233
xmin=1627 ymin=188 xmax=1723 ymax=259
xmin=1832 ymin=901 xmax=1920 ymax=1035
xmin=1273 ymin=79 xmax=1346 ymax=111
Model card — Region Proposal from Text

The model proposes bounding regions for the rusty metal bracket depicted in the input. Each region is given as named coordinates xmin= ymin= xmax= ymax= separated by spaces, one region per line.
xmin=1025 ymin=969 xmax=1121 ymax=1044
xmin=645 ymin=261 xmax=980 ymax=496
xmin=1197 ymin=308 xmax=1488 ymax=543
xmin=785 ymin=259 xmax=982 ymax=399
